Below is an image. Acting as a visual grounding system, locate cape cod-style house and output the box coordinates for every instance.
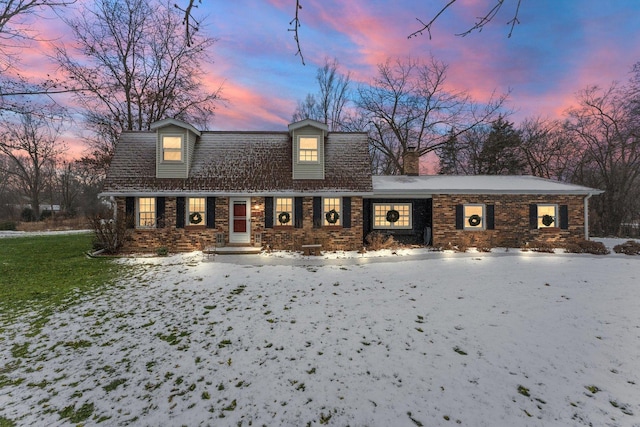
[100,118,603,253]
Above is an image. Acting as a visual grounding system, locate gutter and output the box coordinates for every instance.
[584,193,593,240]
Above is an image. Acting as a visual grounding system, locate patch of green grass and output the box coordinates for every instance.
[517,385,530,397]
[585,385,600,394]
[10,342,29,358]
[0,416,17,427]
[58,402,94,423]
[0,234,121,319]
[218,339,232,348]
[222,399,237,411]
[453,346,467,356]
[103,378,126,392]
[64,340,92,349]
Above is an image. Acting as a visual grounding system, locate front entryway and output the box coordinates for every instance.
[229,197,251,244]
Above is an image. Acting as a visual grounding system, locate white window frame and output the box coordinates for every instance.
[373,203,412,229]
[323,197,341,226]
[463,204,485,230]
[275,197,294,226]
[162,135,183,162]
[537,204,558,228]
[187,197,206,226]
[298,136,319,163]
[137,197,156,228]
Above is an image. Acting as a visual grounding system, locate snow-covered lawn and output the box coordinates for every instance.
[1,242,639,426]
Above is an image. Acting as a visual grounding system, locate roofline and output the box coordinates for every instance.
[150,118,201,136]
[99,191,374,198]
[372,189,604,196]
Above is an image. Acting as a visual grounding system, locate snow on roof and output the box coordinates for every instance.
[372,175,604,196]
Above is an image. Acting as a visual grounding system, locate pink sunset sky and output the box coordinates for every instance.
[9,0,640,158]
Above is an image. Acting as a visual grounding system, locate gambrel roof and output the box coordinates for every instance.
[102,130,373,196]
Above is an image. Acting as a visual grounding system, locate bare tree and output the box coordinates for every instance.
[0,0,76,112]
[0,154,19,218]
[53,0,222,169]
[292,58,351,131]
[357,56,507,175]
[518,117,580,180]
[566,82,640,236]
[0,107,67,220]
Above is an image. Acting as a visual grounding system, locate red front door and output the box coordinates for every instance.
[229,198,251,243]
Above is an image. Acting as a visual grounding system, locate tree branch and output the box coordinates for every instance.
[408,0,522,40]
[288,0,305,65]
[174,0,201,47]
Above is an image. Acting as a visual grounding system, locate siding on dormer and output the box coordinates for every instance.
[156,124,198,179]
[292,124,325,180]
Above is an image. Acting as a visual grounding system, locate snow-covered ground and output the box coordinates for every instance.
[1,239,639,426]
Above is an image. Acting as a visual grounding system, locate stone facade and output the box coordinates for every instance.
[116,196,364,253]
[432,194,586,248]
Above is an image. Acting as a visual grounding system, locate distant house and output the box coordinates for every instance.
[100,118,603,252]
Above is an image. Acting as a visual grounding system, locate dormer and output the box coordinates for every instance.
[288,119,328,180]
[151,118,201,179]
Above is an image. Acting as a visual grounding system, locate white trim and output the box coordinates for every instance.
[372,202,413,229]
[274,197,294,227]
[297,136,320,164]
[137,197,156,229]
[186,197,206,226]
[229,197,251,244]
[463,204,486,231]
[161,134,185,163]
[584,194,592,239]
[536,204,558,228]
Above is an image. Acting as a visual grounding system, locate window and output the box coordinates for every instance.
[138,197,156,228]
[464,204,485,230]
[537,204,557,228]
[162,135,183,162]
[298,136,318,162]
[187,197,206,225]
[373,203,412,229]
[323,197,341,226]
[275,197,293,226]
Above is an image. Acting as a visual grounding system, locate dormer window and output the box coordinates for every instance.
[298,136,319,162]
[162,135,183,162]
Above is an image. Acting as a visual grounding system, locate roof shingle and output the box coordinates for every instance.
[102,131,373,195]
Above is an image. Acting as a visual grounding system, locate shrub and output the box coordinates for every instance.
[613,240,640,255]
[20,207,35,222]
[0,221,17,231]
[526,241,555,253]
[90,214,131,254]
[40,209,53,220]
[365,231,397,250]
[156,247,169,256]
[564,239,610,255]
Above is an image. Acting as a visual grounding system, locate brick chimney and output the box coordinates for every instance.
[403,146,419,176]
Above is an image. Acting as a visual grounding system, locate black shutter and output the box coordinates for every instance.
[125,197,135,229]
[294,197,303,228]
[264,197,274,228]
[455,204,463,230]
[156,197,165,228]
[486,204,495,230]
[342,197,351,228]
[176,197,185,228]
[529,204,538,229]
[313,197,322,228]
[206,197,216,228]
[559,205,569,229]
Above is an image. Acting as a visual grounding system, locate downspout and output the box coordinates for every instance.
[584,193,593,240]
